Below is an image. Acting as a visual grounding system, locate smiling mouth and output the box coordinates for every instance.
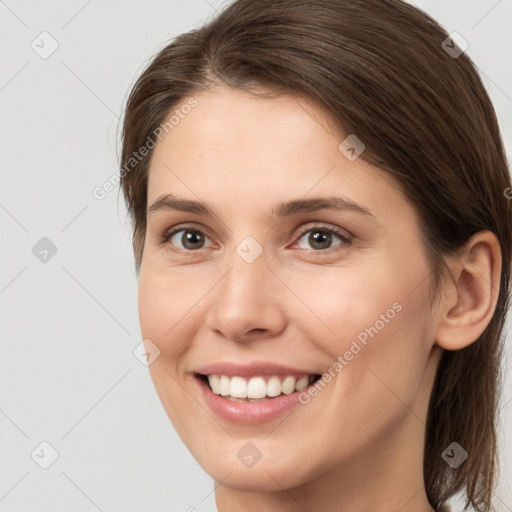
[197,373,322,402]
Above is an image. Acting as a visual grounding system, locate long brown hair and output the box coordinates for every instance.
[118,1,512,509]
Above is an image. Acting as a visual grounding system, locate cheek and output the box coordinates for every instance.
[286,260,406,354]
[294,255,431,405]
[137,270,205,438]
[138,276,170,352]
[137,268,202,357]
[295,283,431,466]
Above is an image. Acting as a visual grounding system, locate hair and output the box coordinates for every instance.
[118,0,512,510]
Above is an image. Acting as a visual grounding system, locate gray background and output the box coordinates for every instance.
[1,1,511,511]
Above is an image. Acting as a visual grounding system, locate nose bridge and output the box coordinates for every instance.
[221,236,271,305]
[206,236,286,340]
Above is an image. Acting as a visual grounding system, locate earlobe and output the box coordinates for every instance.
[435,230,501,351]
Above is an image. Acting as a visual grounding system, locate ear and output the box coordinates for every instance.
[435,230,502,351]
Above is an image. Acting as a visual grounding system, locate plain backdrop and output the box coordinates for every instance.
[1,1,511,511]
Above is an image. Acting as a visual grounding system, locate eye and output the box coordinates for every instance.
[161,226,214,251]
[159,223,352,253]
[293,224,351,251]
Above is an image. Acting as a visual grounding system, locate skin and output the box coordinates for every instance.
[137,86,501,512]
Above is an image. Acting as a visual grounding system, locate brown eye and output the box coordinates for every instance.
[295,225,351,251]
[164,228,212,250]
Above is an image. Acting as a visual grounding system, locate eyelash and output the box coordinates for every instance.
[159,223,352,253]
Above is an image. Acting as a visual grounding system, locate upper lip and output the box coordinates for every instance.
[194,361,318,377]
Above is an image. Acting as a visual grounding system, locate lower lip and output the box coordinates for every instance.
[195,375,308,425]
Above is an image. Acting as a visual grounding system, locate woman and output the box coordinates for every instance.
[119,0,511,510]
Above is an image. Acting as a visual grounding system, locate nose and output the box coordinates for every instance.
[204,245,287,342]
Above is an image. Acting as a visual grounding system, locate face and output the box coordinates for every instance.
[138,86,441,492]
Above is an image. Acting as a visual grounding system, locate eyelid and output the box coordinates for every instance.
[292,222,352,243]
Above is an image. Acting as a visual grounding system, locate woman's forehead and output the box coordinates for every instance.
[146,87,407,217]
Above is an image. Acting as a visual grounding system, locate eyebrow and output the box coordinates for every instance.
[147,193,377,221]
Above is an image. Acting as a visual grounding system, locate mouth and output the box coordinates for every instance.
[192,361,325,424]
[196,373,322,402]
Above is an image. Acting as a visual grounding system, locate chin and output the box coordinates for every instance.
[189,441,319,492]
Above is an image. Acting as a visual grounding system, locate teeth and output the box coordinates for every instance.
[267,376,281,397]
[219,375,230,396]
[247,377,267,399]
[230,376,248,398]
[206,374,315,400]
[295,375,309,391]
[281,376,296,395]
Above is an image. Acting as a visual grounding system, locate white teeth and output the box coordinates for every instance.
[247,377,267,399]
[281,376,296,395]
[267,376,282,397]
[295,375,309,391]
[230,376,248,398]
[209,374,220,394]
[206,373,315,400]
[219,375,230,396]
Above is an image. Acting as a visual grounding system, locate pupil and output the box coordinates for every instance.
[184,231,203,249]
[310,230,331,249]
